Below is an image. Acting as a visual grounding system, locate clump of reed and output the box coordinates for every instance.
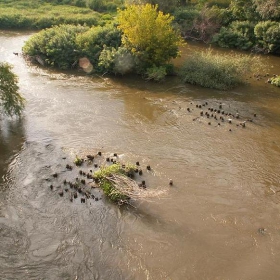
[180,49,261,90]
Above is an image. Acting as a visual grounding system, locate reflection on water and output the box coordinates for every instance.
[0,31,280,280]
[0,118,25,187]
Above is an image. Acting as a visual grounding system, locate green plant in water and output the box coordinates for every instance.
[74,155,83,166]
[271,76,280,87]
[99,180,129,203]
[146,65,167,82]
[94,163,136,203]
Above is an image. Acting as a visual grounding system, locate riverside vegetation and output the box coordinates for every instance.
[2,0,278,55]
[1,0,279,90]
[0,62,25,116]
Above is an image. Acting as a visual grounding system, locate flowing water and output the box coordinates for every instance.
[1,31,280,280]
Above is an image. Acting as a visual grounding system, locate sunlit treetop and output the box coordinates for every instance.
[117,4,184,67]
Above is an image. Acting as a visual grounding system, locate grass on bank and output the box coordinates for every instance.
[0,0,113,29]
[180,50,261,90]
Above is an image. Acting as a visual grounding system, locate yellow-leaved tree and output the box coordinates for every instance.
[117,4,183,69]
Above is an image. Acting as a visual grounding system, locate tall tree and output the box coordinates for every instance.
[117,3,183,69]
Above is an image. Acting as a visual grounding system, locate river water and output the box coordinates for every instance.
[1,31,280,280]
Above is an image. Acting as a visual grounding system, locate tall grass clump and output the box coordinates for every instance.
[180,50,260,90]
[271,76,280,87]
[94,163,137,204]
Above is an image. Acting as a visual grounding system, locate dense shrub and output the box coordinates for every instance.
[203,0,231,8]
[22,25,89,69]
[254,21,280,53]
[76,25,121,69]
[176,5,231,43]
[180,50,259,90]
[98,46,135,75]
[254,0,280,21]
[212,21,255,50]
[173,7,200,35]
[145,65,167,82]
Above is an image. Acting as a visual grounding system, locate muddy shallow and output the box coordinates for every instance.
[1,31,280,280]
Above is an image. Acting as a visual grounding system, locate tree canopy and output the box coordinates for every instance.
[0,62,25,116]
[117,4,183,69]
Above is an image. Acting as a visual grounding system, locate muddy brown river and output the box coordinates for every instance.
[1,31,280,280]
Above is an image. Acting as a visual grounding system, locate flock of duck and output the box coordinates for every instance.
[187,101,257,131]
[48,152,171,205]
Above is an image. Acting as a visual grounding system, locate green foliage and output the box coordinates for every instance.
[212,21,255,50]
[0,1,103,29]
[94,163,136,203]
[254,21,280,53]
[194,0,230,8]
[98,46,135,75]
[86,0,121,12]
[99,180,128,202]
[94,163,136,179]
[173,7,200,32]
[146,65,167,82]
[23,24,88,69]
[191,5,226,42]
[204,0,230,8]
[74,155,83,166]
[76,24,121,69]
[211,0,280,54]
[253,0,280,21]
[233,0,278,20]
[180,50,259,90]
[0,62,25,116]
[94,163,124,179]
[135,0,186,13]
[270,76,280,87]
[117,4,183,72]
[229,0,259,21]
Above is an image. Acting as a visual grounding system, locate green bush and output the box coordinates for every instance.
[98,46,135,75]
[22,24,89,69]
[212,21,255,50]
[173,7,200,32]
[205,0,231,8]
[146,65,167,82]
[180,50,259,90]
[76,24,121,70]
[254,21,280,53]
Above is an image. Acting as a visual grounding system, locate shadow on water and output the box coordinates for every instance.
[0,117,26,188]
